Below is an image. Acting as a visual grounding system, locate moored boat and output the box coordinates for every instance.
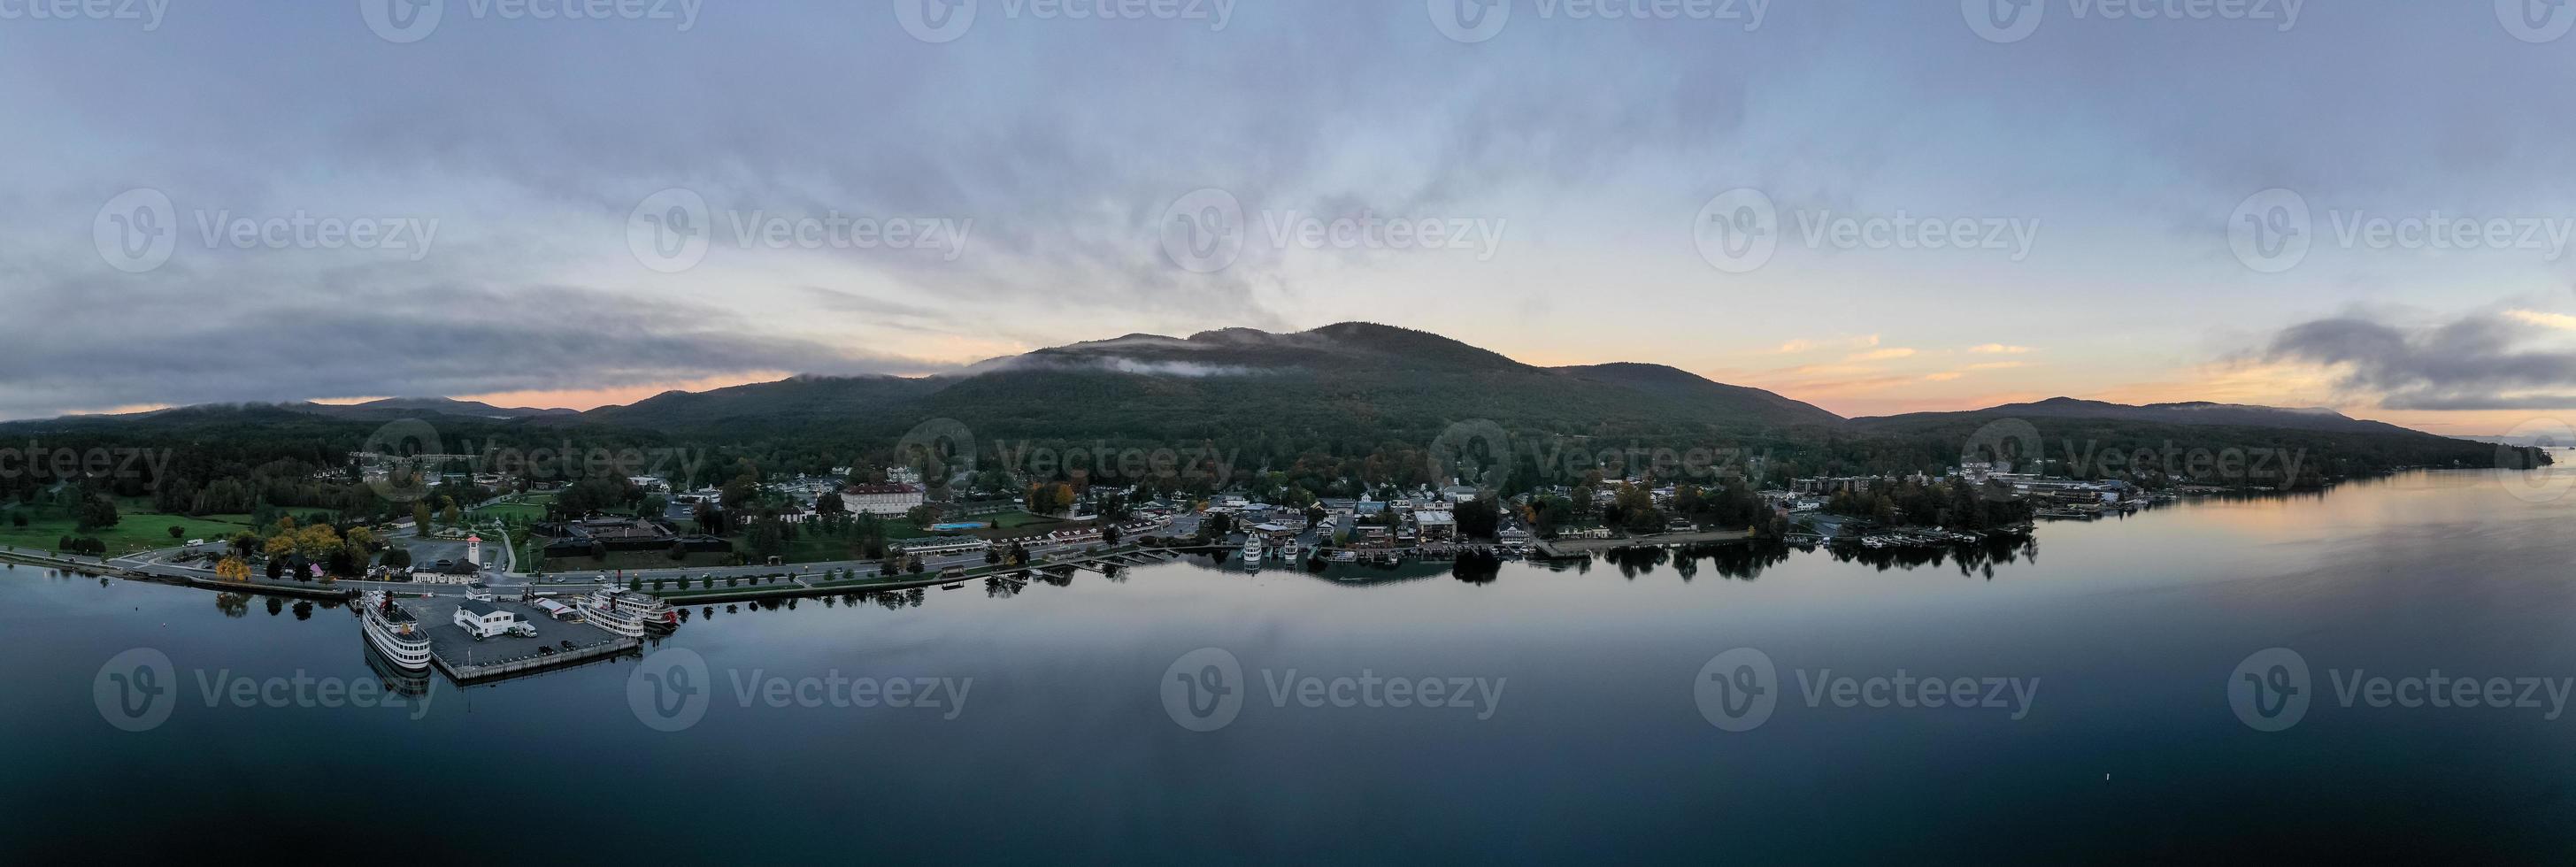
[358,590,433,671]
[579,587,665,638]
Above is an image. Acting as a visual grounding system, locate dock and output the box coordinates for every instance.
[396,596,640,683]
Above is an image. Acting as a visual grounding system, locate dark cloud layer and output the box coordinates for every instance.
[2264,312,2576,411]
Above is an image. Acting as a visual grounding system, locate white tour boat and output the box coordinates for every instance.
[358,591,434,671]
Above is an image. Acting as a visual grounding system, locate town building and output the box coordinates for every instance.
[847,482,927,516]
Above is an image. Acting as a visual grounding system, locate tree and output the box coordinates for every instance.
[815,491,846,516]
[215,556,251,582]
[168,526,186,541]
[74,495,119,532]
[1454,497,1501,540]
[7,512,24,527]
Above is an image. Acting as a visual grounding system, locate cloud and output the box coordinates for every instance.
[0,273,950,420]
[1969,344,2034,355]
[1845,348,1918,363]
[2505,310,2576,332]
[1778,335,1879,355]
[2260,310,2576,411]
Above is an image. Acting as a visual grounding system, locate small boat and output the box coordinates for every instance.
[358,590,433,671]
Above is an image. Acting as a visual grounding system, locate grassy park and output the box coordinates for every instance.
[0,498,263,556]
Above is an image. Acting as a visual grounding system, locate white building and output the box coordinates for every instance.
[454,602,521,640]
[847,482,927,516]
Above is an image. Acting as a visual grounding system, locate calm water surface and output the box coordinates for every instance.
[5,465,2576,863]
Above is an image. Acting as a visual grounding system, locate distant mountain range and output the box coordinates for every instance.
[1849,397,2424,437]
[6,323,2483,450]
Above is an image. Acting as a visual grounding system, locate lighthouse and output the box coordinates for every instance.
[466,534,482,568]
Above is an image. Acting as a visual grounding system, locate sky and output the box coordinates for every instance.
[7,0,2576,435]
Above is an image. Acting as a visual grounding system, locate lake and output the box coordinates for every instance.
[6,464,2576,863]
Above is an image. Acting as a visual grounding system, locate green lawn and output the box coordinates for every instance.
[470,503,550,521]
[0,503,263,556]
[986,511,1067,530]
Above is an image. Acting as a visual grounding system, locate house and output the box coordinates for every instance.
[454,602,521,640]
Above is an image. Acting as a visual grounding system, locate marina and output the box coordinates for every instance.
[388,595,642,683]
